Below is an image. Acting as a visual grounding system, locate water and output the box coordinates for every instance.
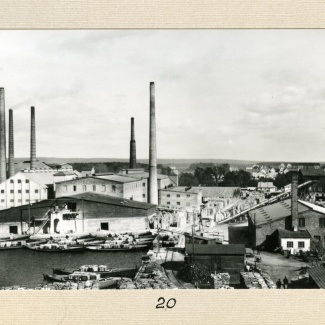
[0,249,145,287]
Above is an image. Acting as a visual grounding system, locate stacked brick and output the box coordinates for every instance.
[240,272,276,289]
[211,273,233,289]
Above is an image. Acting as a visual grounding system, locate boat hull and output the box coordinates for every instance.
[26,246,85,253]
[53,267,138,278]
[85,245,148,252]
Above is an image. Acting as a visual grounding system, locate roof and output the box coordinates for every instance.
[23,172,55,186]
[160,186,201,194]
[94,175,140,183]
[308,266,325,289]
[249,199,310,226]
[193,187,240,198]
[122,172,169,180]
[53,171,75,176]
[301,169,325,177]
[277,229,311,239]
[186,244,245,255]
[60,192,156,210]
[257,182,275,188]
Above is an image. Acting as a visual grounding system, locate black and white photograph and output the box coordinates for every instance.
[0,30,325,291]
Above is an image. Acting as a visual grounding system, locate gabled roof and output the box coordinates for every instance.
[277,229,311,239]
[23,172,55,186]
[94,175,140,183]
[308,266,325,289]
[257,182,275,188]
[192,187,240,198]
[160,186,201,194]
[249,199,310,226]
[186,244,245,255]
[60,192,156,210]
[301,169,325,177]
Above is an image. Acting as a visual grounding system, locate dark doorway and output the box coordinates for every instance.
[101,222,109,231]
[67,202,77,211]
[54,219,60,233]
[9,225,18,234]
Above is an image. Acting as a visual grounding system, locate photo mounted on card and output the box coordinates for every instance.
[0,30,323,293]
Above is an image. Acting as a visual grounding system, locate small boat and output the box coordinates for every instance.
[23,240,48,248]
[53,265,138,278]
[85,244,148,252]
[0,235,30,242]
[0,240,27,250]
[44,272,119,289]
[83,240,105,246]
[26,243,84,253]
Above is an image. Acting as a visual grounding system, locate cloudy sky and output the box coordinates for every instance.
[0,30,324,161]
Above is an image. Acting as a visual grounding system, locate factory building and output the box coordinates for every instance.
[0,192,156,235]
[0,172,48,210]
[159,186,202,210]
[55,174,148,202]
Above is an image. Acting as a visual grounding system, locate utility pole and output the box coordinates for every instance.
[28,204,31,235]
[192,224,195,264]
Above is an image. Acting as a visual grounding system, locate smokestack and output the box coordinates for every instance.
[149,82,158,204]
[8,109,14,177]
[291,168,299,227]
[30,106,36,170]
[0,88,6,182]
[130,117,136,169]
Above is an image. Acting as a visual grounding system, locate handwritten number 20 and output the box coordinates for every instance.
[156,297,176,309]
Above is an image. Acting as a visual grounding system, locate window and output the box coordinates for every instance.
[1,199,4,202]
[167,202,170,205]
[35,189,38,194]
[1,190,3,194]
[93,185,96,191]
[314,236,321,241]
[10,199,14,202]
[26,190,29,193]
[10,190,14,194]
[10,180,13,183]
[142,182,145,187]
[18,190,21,194]
[102,185,106,192]
[177,202,180,206]
[142,194,145,198]
[298,218,305,227]
[298,242,305,248]
[319,218,325,228]
[287,241,293,248]
[73,186,77,192]
[112,185,116,192]
[18,180,21,183]
[83,185,86,191]
[9,226,18,234]
[186,194,191,198]
[101,222,109,231]
[167,194,170,198]
[177,194,180,198]
[25,180,29,183]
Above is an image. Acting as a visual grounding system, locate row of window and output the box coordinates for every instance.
[166,201,191,206]
[166,194,191,198]
[298,217,325,228]
[287,241,305,248]
[62,185,117,192]
[9,179,29,184]
[1,199,38,203]
[1,189,40,194]
[125,182,146,190]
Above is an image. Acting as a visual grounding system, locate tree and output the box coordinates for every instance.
[179,173,199,186]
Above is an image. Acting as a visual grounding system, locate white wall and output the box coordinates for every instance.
[280,238,310,254]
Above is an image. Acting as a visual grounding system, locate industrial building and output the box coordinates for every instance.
[0,192,156,235]
[159,186,202,210]
[55,174,148,202]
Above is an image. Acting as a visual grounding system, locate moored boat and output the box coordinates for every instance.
[0,240,27,250]
[85,244,148,252]
[26,243,84,253]
[44,271,119,289]
[53,265,138,278]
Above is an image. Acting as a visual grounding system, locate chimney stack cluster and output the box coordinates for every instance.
[0,88,37,180]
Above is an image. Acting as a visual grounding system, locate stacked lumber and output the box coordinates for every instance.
[240,272,276,289]
[211,273,233,289]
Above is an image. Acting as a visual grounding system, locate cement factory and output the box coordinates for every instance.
[1,82,325,291]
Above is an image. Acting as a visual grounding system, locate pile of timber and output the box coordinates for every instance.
[240,272,276,289]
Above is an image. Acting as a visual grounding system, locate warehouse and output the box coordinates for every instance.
[0,192,156,235]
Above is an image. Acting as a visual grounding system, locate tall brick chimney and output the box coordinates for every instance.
[291,168,299,225]
[0,88,6,182]
[130,117,136,169]
[149,82,158,204]
[8,109,14,177]
[30,106,36,170]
